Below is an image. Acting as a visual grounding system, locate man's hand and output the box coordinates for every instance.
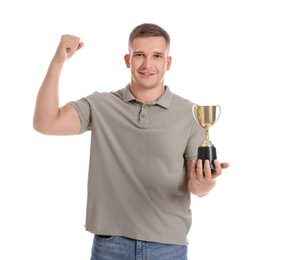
[188,159,229,197]
[53,34,84,64]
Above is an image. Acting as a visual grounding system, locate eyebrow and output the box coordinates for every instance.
[153,52,165,56]
[133,51,165,56]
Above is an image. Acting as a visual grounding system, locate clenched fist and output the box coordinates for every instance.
[53,34,84,64]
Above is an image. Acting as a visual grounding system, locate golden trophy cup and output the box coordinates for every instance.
[192,105,221,172]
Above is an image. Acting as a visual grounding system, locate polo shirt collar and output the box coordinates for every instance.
[123,84,173,109]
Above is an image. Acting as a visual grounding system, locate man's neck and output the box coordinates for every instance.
[129,84,166,103]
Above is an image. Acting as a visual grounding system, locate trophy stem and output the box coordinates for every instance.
[201,127,213,147]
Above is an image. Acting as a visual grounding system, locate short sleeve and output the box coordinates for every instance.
[69,97,92,134]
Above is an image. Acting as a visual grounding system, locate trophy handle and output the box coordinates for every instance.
[213,105,221,125]
[192,105,200,125]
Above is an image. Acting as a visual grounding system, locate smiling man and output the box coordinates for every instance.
[33,23,229,260]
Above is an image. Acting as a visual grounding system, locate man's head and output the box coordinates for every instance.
[125,23,172,94]
[128,23,170,52]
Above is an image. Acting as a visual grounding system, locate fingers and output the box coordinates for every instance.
[210,159,222,178]
[203,160,213,181]
[189,159,229,182]
[198,159,221,180]
[54,35,84,62]
[220,162,230,169]
[66,41,84,53]
[77,42,84,51]
[61,34,83,58]
[212,160,230,177]
[191,159,212,181]
[196,159,205,181]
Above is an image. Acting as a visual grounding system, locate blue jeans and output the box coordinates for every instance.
[90,235,188,260]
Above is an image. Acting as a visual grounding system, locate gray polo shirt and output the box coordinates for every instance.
[70,85,204,245]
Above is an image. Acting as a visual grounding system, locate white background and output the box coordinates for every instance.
[0,0,280,259]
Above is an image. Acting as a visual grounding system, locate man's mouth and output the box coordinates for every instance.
[139,71,156,76]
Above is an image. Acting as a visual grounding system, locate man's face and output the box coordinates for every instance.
[124,36,172,90]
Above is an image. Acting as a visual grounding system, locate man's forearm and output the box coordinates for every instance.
[33,59,64,132]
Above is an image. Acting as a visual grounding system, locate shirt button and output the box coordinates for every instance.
[141,113,145,118]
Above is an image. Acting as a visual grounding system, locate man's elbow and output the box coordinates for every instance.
[33,117,55,135]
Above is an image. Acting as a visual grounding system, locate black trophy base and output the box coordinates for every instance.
[198,146,217,173]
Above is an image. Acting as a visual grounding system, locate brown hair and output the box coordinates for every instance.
[128,23,170,49]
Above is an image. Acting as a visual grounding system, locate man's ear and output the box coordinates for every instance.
[124,54,130,68]
[166,56,172,70]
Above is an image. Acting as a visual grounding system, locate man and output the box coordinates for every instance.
[33,23,229,260]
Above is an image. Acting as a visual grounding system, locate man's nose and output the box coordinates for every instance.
[143,57,153,68]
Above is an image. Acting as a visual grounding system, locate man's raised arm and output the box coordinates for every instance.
[33,35,84,135]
